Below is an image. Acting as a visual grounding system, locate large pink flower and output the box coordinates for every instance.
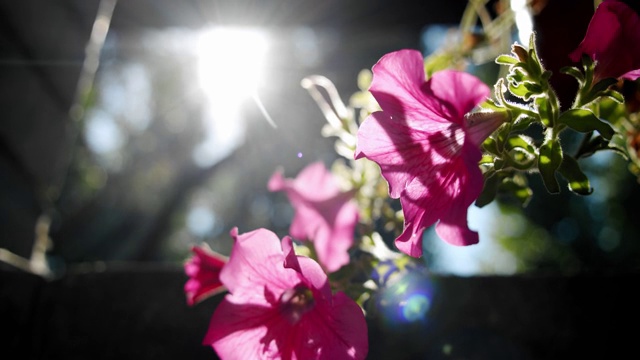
[570,0,640,82]
[184,244,227,306]
[355,49,499,257]
[268,162,358,273]
[204,227,368,360]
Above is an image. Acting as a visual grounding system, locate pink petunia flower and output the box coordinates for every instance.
[569,0,640,82]
[355,49,502,257]
[184,244,228,306]
[203,227,368,360]
[268,162,359,273]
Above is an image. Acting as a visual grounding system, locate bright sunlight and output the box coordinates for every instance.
[193,26,272,167]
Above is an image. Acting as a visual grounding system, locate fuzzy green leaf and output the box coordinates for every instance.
[505,135,537,170]
[557,108,614,140]
[506,135,535,152]
[424,52,455,78]
[558,155,592,195]
[560,66,584,84]
[479,99,505,112]
[500,178,533,207]
[591,77,619,94]
[476,172,500,208]
[482,137,500,155]
[538,138,563,193]
[496,54,519,65]
[535,97,552,127]
[601,89,625,104]
[509,82,532,100]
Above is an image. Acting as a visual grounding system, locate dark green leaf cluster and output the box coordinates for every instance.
[478,33,634,207]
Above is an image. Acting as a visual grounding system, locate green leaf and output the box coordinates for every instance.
[482,136,500,155]
[524,82,543,94]
[509,81,532,100]
[558,155,593,195]
[495,126,510,153]
[505,135,537,170]
[557,108,615,140]
[577,136,610,158]
[495,54,519,65]
[476,171,500,208]
[506,148,537,170]
[527,33,542,79]
[535,97,552,127]
[424,52,455,78]
[580,53,594,69]
[538,138,563,193]
[560,66,585,84]
[500,177,533,207]
[480,154,495,165]
[511,115,535,132]
[601,89,625,104]
[506,135,535,152]
[598,97,627,124]
[479,99,505,112]
[608,133,630,160]
[507,68,527,83]
[590,77,618,94]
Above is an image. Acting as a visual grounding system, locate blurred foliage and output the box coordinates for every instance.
[2,0,640,278]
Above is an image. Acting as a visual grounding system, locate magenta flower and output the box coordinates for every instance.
[184,244,228,306]
[204,227,368,360]
[569,0,640,82]
[355,49,500,257]
[268,162,359,273]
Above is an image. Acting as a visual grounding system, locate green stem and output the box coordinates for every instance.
[547,87,560,129]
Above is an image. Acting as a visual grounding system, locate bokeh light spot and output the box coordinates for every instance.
[85,110,123,155]
[186,205,216,237]
[376,270,437,327]
[401,294,431,322]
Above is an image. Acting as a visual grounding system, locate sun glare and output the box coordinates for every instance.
[196,27,269,102]
[192,26,271,167]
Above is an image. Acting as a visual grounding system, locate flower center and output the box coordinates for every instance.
[279,284,315,324]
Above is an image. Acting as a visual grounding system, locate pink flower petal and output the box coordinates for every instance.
[369,49,444,123]
[356,111,445,198]
[268,162,358,272]
[204,228,368,359]
[204,299,281,359]
[183,245,227,306]
[221,228,300,304]
[423,69,493,124]
[282,236,332,300]
[570,0,640,81]
[355,49,495,256]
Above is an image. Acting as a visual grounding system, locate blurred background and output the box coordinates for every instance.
[1,0,640,279]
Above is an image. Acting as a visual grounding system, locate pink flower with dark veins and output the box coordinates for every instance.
[570,0,640,82]
[203,227,368,360]
[268,162,359,273]
[355,49,502,257]
[184,244,227,306]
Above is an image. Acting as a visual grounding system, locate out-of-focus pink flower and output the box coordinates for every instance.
[355,49,500,257]
[268,162,358,272]
[184,244,227,306]
[204,227,368,360]
[570,0,640,82]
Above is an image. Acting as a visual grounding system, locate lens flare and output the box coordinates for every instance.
[375,269,437,326]
[401,294,431,322]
